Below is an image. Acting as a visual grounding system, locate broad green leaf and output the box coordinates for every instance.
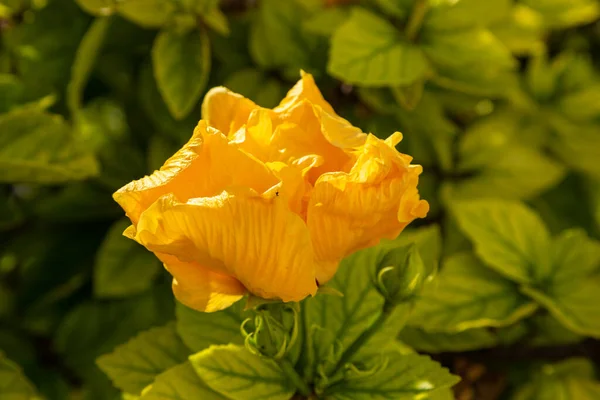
[558,85,600,122]
[55,290,174,379]
[68,17,112,115]
[97,323,189,395]
[372,0,413,18]
[422,28,515,70]
[94,219,161,298]
[399,326,498,353]
[249,0,311,69]
[190,344,295,400]
[410,253,537,331]
[175,300,249,353]
[152,27,211,120]
[0,109,99,184]
[328,7,429,86]
[548,229,600,283]
[450,145,566,200]
[490,5,544,55]
[0,351,40,400]
[117,0,176,28]
[140,362,224,400]
[452,199,551,284]
[528,314,584,347]
[425,0,511,31]
[512,358,600,400]
[522,277,600,338]
[303,8,349,37]
[324,352,459,399]
[75,0,116,16]
[522,0,600,28]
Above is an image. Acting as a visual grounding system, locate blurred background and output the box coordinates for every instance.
[0,0,599,399]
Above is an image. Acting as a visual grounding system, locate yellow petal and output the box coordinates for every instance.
[201,87,264,136]
[307,134,429,283]
[113,121,278,224]
[134,190,318,302]
[275,71,336,115]
[160,253,246,313]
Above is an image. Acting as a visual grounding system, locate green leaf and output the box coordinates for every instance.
[0,109,99,184]
[548,117,600,179]
[548,229,600,283]
[201,7,230,36]
[422,28,515,71]
[394,224,443,284]
[0,350,41,400]
[450,145,566,200]
[424,0,511,31]
[452,199,551,284]
[75,0,116,16]
[522,277,600,338]
[399,326,498,353]
[328,7,429,86]
[176,300,249,353]
[489,5,544,55]
[513,358,600,400]
[97,323,190,395]
[372,0,413,18]
[528,314,584,347]
[152,27,211,120]
[190,344,295,400]
[117,0,176,28]
[325,352,459,399]
[558,85,600,122]
[249,0,311,69]
[140,361,224,400]
[303,8,349,37]
[68,17,112,115]
[94,219,161,299]
[522,0,600,28]
[410,253,537,331]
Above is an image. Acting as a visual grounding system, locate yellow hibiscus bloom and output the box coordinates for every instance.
[113,72,428,312]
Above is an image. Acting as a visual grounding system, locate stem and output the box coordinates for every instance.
[279,357,312,397]
[331,303,396,374]
[405,0,429,42]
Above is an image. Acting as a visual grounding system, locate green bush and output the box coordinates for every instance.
[1,0,600,399]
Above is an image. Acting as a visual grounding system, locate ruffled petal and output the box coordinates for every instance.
[113,121,278,224]
[275,70,336,115]
[160,253,246,313]
[201,87,264,136]
[307,134,429,283]
[134,190,318,302]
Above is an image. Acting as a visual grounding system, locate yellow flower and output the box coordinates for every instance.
[113,72,429,312]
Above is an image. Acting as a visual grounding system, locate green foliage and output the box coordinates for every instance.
[2,0,600,398]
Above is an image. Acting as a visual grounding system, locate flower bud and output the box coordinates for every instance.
[242,303,298,359]
[376,244,426,304]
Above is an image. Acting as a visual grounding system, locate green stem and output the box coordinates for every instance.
[405,0,429,42]
[331,303,396,374]
[279,357,312,397]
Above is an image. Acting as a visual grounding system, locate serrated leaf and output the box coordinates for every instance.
[324,352,459,399]
[410,253,537,331]
[175,300,249,353]
[0,351,41,400]
[328,7,429,86]
[424,0,511,31]
[452,199,551,284]
[547,229,600,283]
[97,323,190,395]
[68,17,112,115]
[94,219,161,298]
[140,361,224,400]
[152,27,211,120]
[190,344,295,400]
[512,358,600,400]
[0,109,99,184]
[522,277,600,338]
[399,326,498,353]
